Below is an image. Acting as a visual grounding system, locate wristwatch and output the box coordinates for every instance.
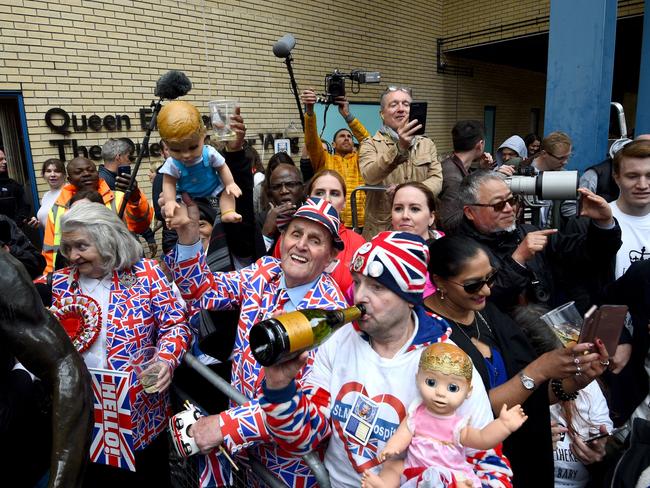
[519,371,536,390]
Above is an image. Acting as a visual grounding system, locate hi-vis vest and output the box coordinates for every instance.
[43,191,125,272]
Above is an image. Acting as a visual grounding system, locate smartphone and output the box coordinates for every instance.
[117,165,131,176]
[408,102,427,136]
[578,304,628,355]
[584,426,625,443]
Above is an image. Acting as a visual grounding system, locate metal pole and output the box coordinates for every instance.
[350,185,385,233]
[284,55,305,131]
[183,353,331,487]
[118,98,162,219]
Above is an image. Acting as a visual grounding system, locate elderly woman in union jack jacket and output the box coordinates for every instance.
[40,202,191,486]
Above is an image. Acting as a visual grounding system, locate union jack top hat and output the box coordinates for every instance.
[280,197,344,251]
[350,231,429,304]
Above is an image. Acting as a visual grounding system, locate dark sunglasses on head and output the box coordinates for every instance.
[468,196,517,212]
[449,270,498,294]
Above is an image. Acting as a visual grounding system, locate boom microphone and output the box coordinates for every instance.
[273,34,296,58]
[154,70,192,100]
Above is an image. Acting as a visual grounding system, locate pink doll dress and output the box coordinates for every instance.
[403,403,482,488]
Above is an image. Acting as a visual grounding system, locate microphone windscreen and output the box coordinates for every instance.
[154,70,192,99]
[272,34,296,58]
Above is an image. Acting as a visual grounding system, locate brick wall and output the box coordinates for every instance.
[0,0,546,220]
[442,0,644,51]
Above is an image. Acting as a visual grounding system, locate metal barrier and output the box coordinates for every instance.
[349,185,386,233]
[176,353,331,488]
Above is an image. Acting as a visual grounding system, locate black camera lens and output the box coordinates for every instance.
[530,279,550,303]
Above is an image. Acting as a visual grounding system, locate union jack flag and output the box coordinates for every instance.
[352,231,429,293]
[88,368,135,471]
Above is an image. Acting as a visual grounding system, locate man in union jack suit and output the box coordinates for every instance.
[260,231,514,488]
[165,196,348,486]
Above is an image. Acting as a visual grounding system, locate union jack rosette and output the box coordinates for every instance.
[51,294,102,353]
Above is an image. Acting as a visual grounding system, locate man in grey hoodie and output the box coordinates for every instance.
[495,134,528,169]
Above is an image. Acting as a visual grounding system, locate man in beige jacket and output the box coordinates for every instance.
[359,87,442,239]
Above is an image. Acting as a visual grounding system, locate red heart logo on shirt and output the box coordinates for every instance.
[331,381,406,473]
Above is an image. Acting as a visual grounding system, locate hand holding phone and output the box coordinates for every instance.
[116,165,133,193]
[584,426,624,443]
[408,102,427,136]
[578,304,628,356]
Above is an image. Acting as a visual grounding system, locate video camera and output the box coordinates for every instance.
[321,69,381,104]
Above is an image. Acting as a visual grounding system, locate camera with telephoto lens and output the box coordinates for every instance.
[322,69,381,104]
[506,170,578,200]
[501,156,536,177]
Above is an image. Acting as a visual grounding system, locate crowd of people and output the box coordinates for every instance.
[1,83,650,488]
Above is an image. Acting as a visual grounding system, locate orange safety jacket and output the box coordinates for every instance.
[42,179,153,272]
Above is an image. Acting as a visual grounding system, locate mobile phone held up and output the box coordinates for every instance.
[117,165,131,177]
[584,426,625,443]
[578,304,628,356]
[408,102,427,136]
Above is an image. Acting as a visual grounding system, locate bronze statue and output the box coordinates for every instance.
[0,250,93,487]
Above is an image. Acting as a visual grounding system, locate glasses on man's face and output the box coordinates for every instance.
[384,86,412,96]
[547,151,572,162]
[448,270,498,294]
[468,195,517,213]
[269,181,303,192]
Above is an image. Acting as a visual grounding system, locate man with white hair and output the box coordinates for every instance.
[359,87,442,239]
[454,170,621,310]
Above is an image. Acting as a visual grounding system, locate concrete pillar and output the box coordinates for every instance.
[544,0,617,171]
[636,0,650,134]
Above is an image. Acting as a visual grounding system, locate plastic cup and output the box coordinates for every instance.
[129,346,163,394]
[208,100,238,141]
[540,301,583,346]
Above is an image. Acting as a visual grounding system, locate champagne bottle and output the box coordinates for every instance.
[250,304,366,366]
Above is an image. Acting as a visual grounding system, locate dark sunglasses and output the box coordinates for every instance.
[448,270,498,294]
[468,196,517,212]
[269,181,303,192]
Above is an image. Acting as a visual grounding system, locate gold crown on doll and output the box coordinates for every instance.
[419,342,473,383]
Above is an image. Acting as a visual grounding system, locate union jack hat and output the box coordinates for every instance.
[280,197,344,251]
[350,231,429,304]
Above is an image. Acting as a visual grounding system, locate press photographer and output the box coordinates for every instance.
[301,88,370,228]
[454,170,621,311]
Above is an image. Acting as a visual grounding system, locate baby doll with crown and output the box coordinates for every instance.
[362,342,527,488]
[158,100,242,228]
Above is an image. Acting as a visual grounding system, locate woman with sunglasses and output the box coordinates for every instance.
[424,235,609,486]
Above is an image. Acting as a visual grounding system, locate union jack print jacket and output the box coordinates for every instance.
[48,258,191,450]
[167,248,347,487]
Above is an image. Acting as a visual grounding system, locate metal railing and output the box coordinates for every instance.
[349,185,386,233]
[180,353,331,488]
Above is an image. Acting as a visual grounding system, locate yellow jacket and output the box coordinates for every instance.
[304,112,370,228]
[42,179,153,272]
